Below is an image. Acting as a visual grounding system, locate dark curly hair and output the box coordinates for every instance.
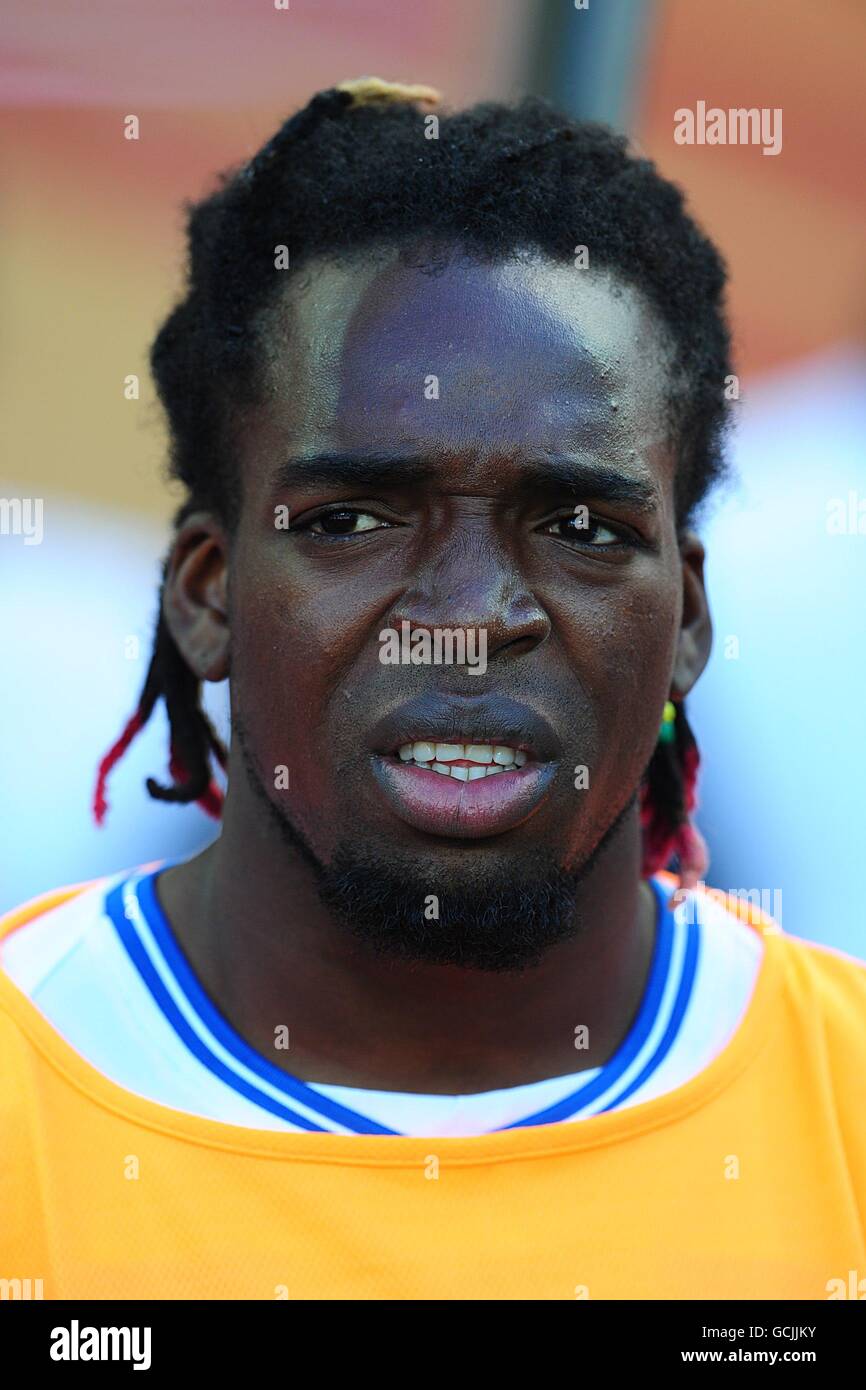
[94,79,733,883]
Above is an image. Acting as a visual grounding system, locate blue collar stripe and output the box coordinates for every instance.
[499,878,675,1130]
[128,872,400,1137]
[597,917,700,1113]
[105,881,331,1134]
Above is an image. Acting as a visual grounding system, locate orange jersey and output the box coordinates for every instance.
[1,876,865,1300]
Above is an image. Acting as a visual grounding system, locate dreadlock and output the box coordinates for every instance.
[640,703,708,888]
[93,76,733,880]
[93,503,229,825]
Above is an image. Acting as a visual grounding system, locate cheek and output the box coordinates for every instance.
[228,539,386,790]
[550,568,681,774]
[555,554,681,667]
[228,593,348,842]
[611,587,681,692]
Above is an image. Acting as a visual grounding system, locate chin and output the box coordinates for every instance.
[307,829,603,971]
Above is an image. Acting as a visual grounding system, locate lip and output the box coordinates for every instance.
[367,692,561,839]
[372,755,557,838]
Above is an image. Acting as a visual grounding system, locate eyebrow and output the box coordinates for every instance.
[271,452,659,512]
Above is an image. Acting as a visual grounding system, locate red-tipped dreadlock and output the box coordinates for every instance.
[92,575,227,827]
[639,700,709,890]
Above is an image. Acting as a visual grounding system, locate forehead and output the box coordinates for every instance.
[253,249,674,476]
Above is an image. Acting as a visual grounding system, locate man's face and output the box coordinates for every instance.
[217,249,708,964]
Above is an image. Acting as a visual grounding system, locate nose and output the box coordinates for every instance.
[389,517,549,663]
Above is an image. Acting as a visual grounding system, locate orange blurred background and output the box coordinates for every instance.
[3,0,863,521]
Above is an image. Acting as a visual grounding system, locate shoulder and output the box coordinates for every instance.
[0,865,166,1007]
[699,878,866,1005]
[663,873,866,1050]
[0,874,118,994]
[687,880,866,1120]
[774,931,866,1048]
[0,877,103,941]
[0,869,140,1123]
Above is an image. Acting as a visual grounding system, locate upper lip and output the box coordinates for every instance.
[367,692,562,763]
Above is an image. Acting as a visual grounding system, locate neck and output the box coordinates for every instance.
[156,788,657,1095]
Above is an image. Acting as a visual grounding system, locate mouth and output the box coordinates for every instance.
[367,696,561,840]
[394,739,529,778]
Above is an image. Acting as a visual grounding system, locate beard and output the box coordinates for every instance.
[233,718,637,973]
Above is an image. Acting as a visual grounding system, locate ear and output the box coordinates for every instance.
[671,530,712,697]
[162,512,230,682]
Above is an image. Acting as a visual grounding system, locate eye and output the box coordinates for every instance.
[305,508,391,538]
[542,513,626,547]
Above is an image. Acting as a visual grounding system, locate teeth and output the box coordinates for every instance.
[465,744,493,764]
[394,740,529,777]
[435,743,463,762]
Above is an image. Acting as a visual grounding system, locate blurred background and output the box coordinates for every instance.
[1,0,864,950]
